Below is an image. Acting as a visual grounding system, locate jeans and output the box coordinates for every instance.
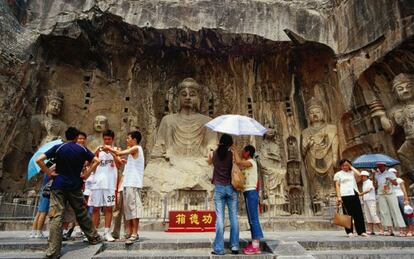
[244,190,264,240]
[213,185,239,254]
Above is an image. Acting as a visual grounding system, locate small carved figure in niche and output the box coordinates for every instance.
[370,74,414,179]
[258,125,286,208]
[287,136,298,160]
[288,187,304,215]
[31,90,67,148]
[301,97,339,205]
[286,161,301,186]
[145,78,217,195]
[87,115,109,152]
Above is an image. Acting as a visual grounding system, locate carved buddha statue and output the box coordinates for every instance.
[145,78,217,194]
[31,90,67,148]
[301,97,338,202]
[87,115,109,152]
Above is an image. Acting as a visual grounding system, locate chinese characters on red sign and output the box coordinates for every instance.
[166,210,216,232]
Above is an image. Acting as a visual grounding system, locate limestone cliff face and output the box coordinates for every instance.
[0,0,413,205]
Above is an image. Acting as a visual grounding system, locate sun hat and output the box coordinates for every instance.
[360,171,370,177]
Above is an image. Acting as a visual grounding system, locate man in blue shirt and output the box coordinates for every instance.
[36,127,101,259]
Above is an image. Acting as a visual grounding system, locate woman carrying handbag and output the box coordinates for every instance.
[334,159,368,237]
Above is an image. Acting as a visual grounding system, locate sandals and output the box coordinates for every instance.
[360,233,369,237]
[125,234,139,245]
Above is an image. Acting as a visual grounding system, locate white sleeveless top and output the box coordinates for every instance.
[92,150,118,190]
[242,159,258,192]
[122,146,145,188]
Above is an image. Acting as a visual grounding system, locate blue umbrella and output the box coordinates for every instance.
[352,153,400,168]
[27,139,63,180]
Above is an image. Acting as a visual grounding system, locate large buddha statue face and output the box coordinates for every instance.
[46,99,62,116]
[393,74,414,102]
[94,115,108,132]
[177,78,201,112]
[308,106,324,124]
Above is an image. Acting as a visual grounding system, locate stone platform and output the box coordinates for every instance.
[1,231,414,258]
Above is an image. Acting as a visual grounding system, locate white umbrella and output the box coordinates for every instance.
[205,114,268,136]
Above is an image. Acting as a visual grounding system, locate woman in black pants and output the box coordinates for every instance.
[334,159,368,237]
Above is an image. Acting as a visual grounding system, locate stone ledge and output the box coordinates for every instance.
[311,248,414,259]
[299,239,414,250]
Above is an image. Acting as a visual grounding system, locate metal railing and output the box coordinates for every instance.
[2,191,412,223]
[0,193,39,220]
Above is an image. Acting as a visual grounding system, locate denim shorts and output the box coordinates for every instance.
[38,195,50,213]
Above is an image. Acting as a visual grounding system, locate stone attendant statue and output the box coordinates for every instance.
[87,115,109,152]
[370,73,414,177]
[301,97,338,202]
[258,126,286,207]
[31,90,67,148]
[145,78,217,194]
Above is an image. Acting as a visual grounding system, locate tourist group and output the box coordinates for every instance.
[30,127,264,258]
[334,159,413,237]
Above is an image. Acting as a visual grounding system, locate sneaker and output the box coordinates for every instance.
[211,251,225,255]
[104,232,115,242]
[83,237,89,243]
[347,233,354,238]
[75,231,84,238]
[243,245,261,255]
[29,232,36,239]
[125,235,139,245]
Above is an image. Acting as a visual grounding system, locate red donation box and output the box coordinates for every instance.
[166,210,216,232]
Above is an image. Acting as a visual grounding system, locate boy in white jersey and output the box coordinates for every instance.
[105,131,144,244]
[359,171,383,235]
[88,130,122,242]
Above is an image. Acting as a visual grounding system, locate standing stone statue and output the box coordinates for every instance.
[258,126,286,207]
[31,90,67,148]
[145,78,217,194]
[301,97,338,203]
[370,73,414,177]
[87,115,109,152]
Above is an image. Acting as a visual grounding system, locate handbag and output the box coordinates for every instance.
[231,162,245,191]
[332,205,352,229]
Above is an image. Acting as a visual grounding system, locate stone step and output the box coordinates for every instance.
[311,248,414,259]
[298,239,414,250]
[0,241,48,251]
[0,252,44,259]
[102,240,268,251]
[93,249,274,259]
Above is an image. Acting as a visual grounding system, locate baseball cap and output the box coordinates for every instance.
[360,171,370,176]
